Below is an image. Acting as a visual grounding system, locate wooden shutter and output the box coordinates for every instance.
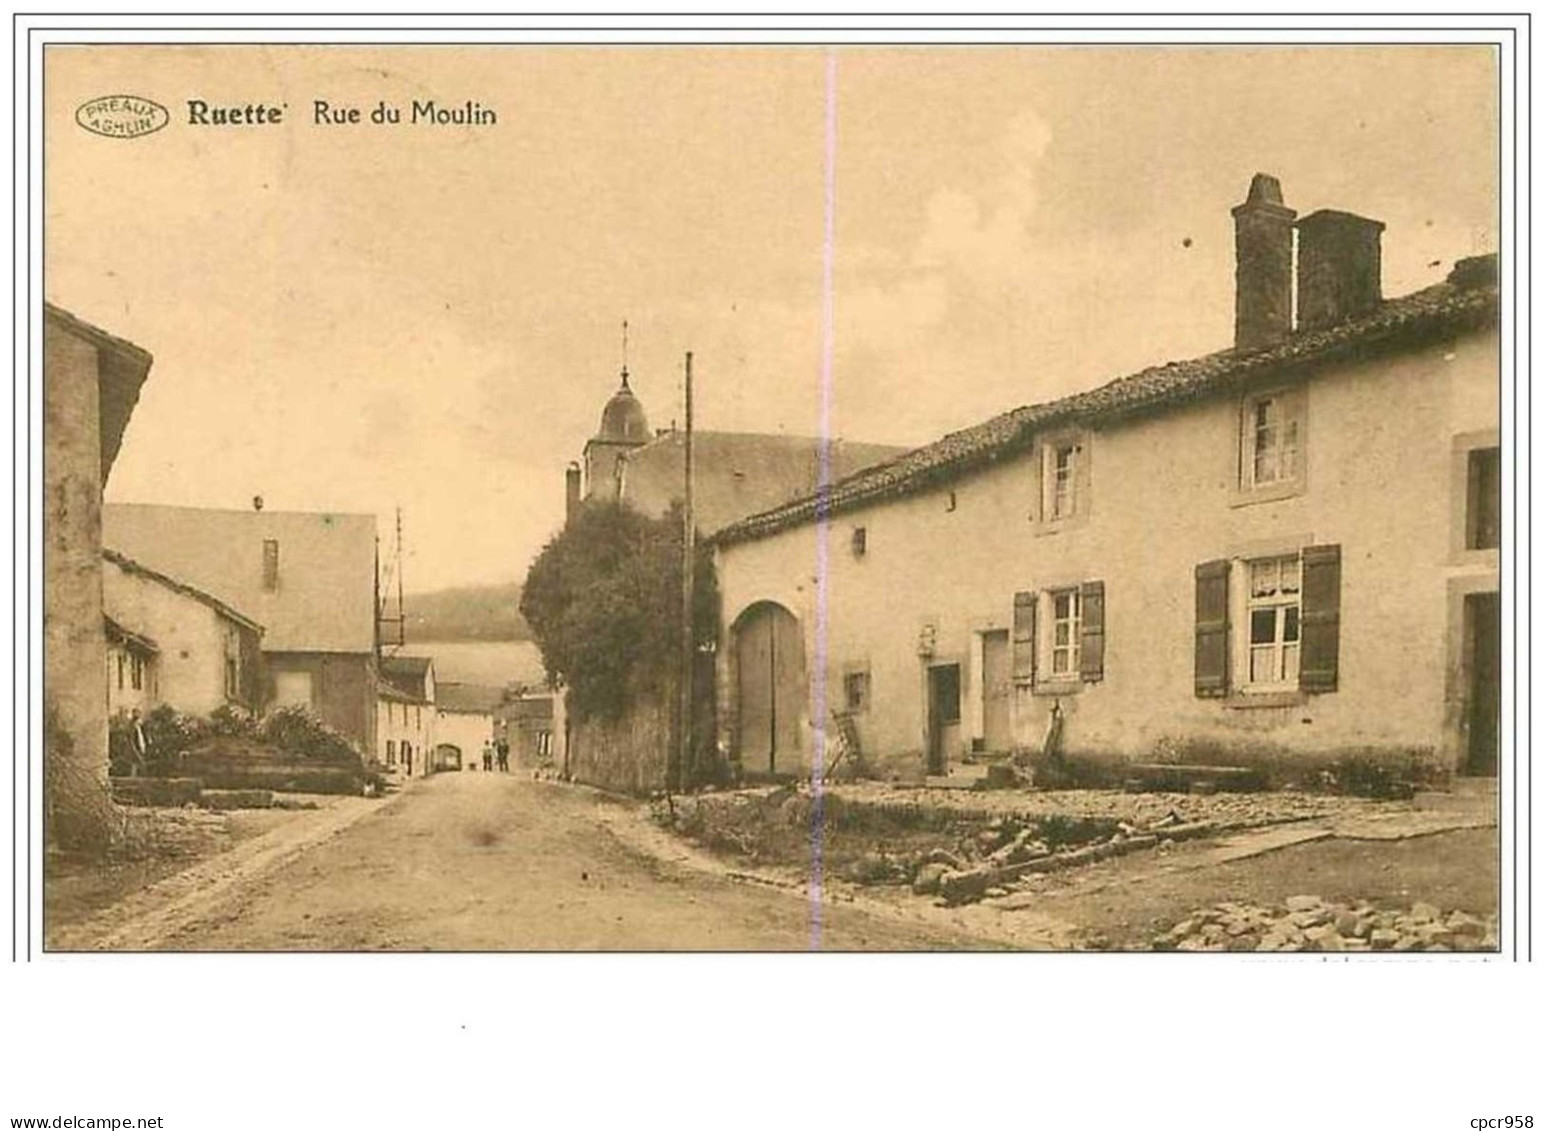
[1012,591,1037,684]
[1079,580,1105,682]
[1299,543,1341,693]
[1194,560,1230,698]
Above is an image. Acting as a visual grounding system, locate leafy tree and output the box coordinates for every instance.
[521,501,718,724]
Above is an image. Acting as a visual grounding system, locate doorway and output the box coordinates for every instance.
[926,663,962,775]
[734,602,806,776]
[980,630,1012,754]
[1464,591,1500,776]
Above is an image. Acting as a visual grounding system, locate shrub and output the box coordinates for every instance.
[258,706,358,763]
[206,703,258,738]
[521,501,718,725]
[109,704,203,775]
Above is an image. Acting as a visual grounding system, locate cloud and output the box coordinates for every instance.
[912,109,1053,280]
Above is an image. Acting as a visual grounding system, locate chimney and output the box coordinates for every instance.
[1296,209,1385,331]
[1231,173,1297,350]
[564,462,582,524]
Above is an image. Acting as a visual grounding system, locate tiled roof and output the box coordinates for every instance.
[380,653,434,702]
[104,615,159,655]
[103,548,263,633]
[104,504,376,653]
[610,430,909,535]
[382,655,433,677]
[44,302,153,368]
[715,256,1499,546]
[45,303,154,479]
[435,682,505,715]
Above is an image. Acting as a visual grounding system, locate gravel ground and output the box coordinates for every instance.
[824,781,1474,832]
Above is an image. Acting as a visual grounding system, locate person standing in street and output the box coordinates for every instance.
[128,708,150,776]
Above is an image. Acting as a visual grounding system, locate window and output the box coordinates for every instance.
[415,706,422,729]
[273,670,313,708]
[262,539,280,592]
[1049,589,1081,677]
[1467,446,1500,550]
[843,670,871,713]
[1048,443,1078,519]
[130,653,143,691]
[1038,436,1088,524]
[1246,555,1301,688]
[116,653,125,690]
[1240,392,1303,492]
[1194,546,1339,700]
[386,740,396,766]
[851,527,867,558]
[1013,582,1106,687]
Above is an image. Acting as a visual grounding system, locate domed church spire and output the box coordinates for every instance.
[593,319,650,444]
[620,319,631,390]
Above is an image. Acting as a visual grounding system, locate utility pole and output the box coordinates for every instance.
[395,507,406,648]
[373,537,382,661]
[677,351,695,793]
[375,507,408,653]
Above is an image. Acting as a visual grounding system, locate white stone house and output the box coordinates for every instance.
[378,653,436,776]
[712,175,1500,783]
[103,548,265,720]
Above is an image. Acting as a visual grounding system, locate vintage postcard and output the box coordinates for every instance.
[34,38,1508,959]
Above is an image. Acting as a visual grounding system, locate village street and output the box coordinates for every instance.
[48,769,1498,952]
[54,773,993,951]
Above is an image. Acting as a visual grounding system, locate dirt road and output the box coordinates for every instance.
[81,772,987,951]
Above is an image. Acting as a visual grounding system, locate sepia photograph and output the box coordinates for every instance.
[35,38,1505,959]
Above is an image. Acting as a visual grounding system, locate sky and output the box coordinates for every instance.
[46,45,1498,591]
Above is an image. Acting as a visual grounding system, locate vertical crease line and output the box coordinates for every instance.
[810,47,837,952]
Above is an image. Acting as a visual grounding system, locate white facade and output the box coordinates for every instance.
[436,709,495,768]
[105,632,157,717]
[103,552,261,719]
[379,693,434,776]
[713,269,1499,780]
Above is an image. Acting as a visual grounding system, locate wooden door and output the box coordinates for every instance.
[735,604,805,776]
[981,630,1012,753]
[927,663,962,775]
[1465,592,1500,776]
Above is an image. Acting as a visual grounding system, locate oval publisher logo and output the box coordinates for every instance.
[75,95,169,139]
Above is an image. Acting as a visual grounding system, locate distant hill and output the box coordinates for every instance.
[400,582,531,642]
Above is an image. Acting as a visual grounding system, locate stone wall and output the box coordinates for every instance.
[43,322,115,848]
[567,690,673,795]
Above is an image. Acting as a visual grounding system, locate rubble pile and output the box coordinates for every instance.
[831,781,1390,832]
[1150,896,1498,952]
[915,811,1215,904]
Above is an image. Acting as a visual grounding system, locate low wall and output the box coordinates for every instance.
[567,692,672,795]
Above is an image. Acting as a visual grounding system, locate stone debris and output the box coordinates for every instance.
[912,862,949,895]
[1150,898,1497,953]
[932,818,1212,905]
[831,781,1393,833]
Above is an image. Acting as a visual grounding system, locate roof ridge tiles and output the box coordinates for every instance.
[714,263,1497,546]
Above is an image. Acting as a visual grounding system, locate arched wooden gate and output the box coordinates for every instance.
[733,602,806,776]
